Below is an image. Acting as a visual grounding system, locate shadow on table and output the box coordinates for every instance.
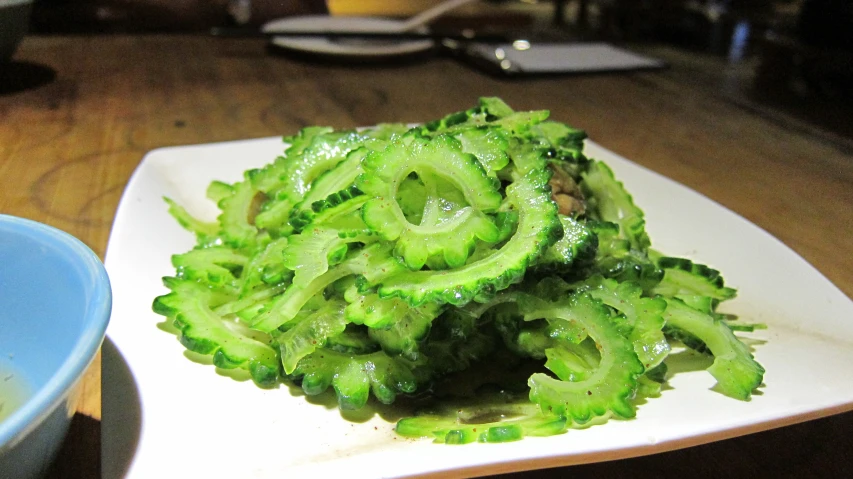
[44,414,100,479]
[0,61,56,95]
[100,336,142,479]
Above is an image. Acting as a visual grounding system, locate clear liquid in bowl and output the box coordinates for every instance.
[0,360,32,424]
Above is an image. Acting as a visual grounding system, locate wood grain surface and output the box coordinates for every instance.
[2,34,852,478]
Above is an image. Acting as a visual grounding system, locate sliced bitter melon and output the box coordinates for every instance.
[375,167,561,306]
[292,349,419,409]
[251,243,407,333]
[662,297,763,400]
[215,283,287,318]
[275,299,348,374]
[247,126,334,195]
[288,147,370,229]
[356,132,502,216]
[581,160,651,252]
[534,216,599,273]
[505,140,551,179]
[524,293,645,425]
[532,120,587,152]
[282,225,377,287]
[250,128,370,234]
[396,397,567,444]
[215,176,262,249]
[582,277,670,370]
[279,130,369,201]
[344,291,414,329]
[393,205,500,270]
[289,185,369,232]
[451,127,511,177]
[171,246,248,289]
[164,197,219,245]
[589,220,663,291]
[418,308,497,378]
[239,237,291,294]
[152,277,280,387]
[245,128,344,234]
[424,97,549,137]
[356,133,502,269]
[367,302,442,361]
[421,97,516,132]
[651,256,738,301]
[396,172,500,270]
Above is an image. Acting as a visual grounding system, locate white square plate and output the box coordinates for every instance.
[102,137,853,478]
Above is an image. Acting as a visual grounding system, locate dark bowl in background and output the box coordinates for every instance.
[1,0,33,62]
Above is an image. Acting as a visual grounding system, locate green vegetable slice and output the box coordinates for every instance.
[325,325,380,355]
[239,237,291,294]
[215,283,286,318]
[662,297,764,400]
[505,141,550,179]
[171,246,248,289]
[400,172,500,270]
[361,123,411,140]
[292,349,418,409]
[251,128,373,235]
[355,133,503,267]
[427,97,550,138]
[247,126,333,195]
[491,304,591,361]
[357,132,502,215]
[581,160,650,251]
[534,216,599,273]
[275,300,348,374]
[253,192,295,237]
[164,197,219,244]
[524,293,645,424]
[251,243,407,333]
[282,226,377,287]
[583,278,670,370]
[152,278,279,387]
[533,120,587,151]
[376,167,561,306]
[451,127,511,177]
[289,186,369,231]
[215,176,261,248]
[589,220,663,291]
[367,303,442,361]
[344,293,413,329]
[394,204,500,270]
[288,147,370,229]
[422,97,518,132]
[396,399,566,444]
[651,257,738,301]
[280,130,369,200]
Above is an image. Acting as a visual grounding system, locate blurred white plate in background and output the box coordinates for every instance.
[262,16,435,58]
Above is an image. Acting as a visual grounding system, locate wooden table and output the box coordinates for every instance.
[2,34,852,478]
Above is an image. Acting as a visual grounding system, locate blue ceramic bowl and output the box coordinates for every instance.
[0,215,111,479]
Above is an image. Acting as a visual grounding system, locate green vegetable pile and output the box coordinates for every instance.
[153,98,765,444]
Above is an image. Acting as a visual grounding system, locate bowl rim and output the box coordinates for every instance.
[0,214,111,450]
